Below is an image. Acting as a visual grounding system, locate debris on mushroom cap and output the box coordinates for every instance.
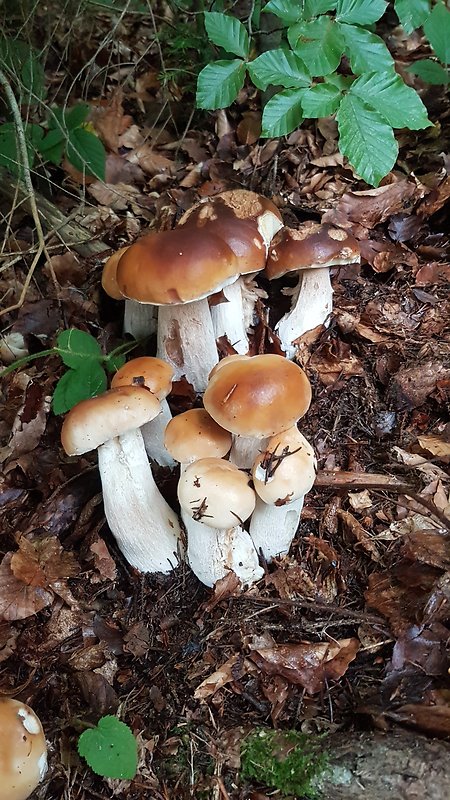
[203,354,312,438]
[61,386,161,456]
[178,457,256,529]
[111,356,174,400]
[101,246,129,299]
[116,228,238,305]
[266,223,360,280]
[0,698,47,800]
[252,427,317,505]
[164,408,232,464]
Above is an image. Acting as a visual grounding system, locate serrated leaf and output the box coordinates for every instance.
[55,329,102,369]
[261,89,304,137]
[406,59,449,85]
[66,127,106,180]
[203,12,250,59]
[49,103,90,132]
[38,129,66,165]
[424,2,450,65]
[394,0,430,34]
[248,49,310,90]
[335,0,387,25]
[288,16,345,76]
[339,23,394,73]
[52,362,107,415]
[299,82,342,117]
[263,0,302,24]
[337,93,398,186]
[78,716,137,780]
[350,71,431,130]
[196,60,247,109]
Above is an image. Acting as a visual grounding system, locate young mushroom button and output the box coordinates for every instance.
[0,698,48,800]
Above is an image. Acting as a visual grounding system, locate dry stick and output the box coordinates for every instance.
[239,594,385,625]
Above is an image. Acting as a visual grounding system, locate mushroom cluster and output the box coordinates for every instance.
[62,189,358,587]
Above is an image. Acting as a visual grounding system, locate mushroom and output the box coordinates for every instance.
[0,697,47,800]
[101,247,158,339]
[177,457,262,587]
[111,356,175,467]
[203,354,312,469]
[61,386,182,573]
[179,190,283,353]
[164,408,232,473]
[266,223,360,359]
[250,427,317,561]
[116,227,238,393]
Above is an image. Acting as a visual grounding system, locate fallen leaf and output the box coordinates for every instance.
[89,537,118,582]
[44,252,85,286]
[402,529,450,570]
[0,553,53,621]
[322,181,420,237]
[194,654,241,701]
[91,90,133,151]
[7,382,51,460]
[309,337,364,387]
[390,622,449,677]
[348,490,373,511]
[204,572,241,613]
[415,262,450,285]
[390,361,450,410]
[385,703,450,738]
[418,434,450,462]
[338,510,381,562]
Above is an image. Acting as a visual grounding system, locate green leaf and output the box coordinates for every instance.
[303,1,337,18]
[52,362,107,415]
[394,0,430,34]
[66,128,106,180]
[288,16,345,76]
[203,12,250,59]
[248,49,310,90]
[339,23,394,73]
[325,72,354,90]
[196,60,247,109]
[261,88,304,137]
[78,716,138,780]
[335,0,387,25]
[299,82,342,117]
[55,329,102,369]
[263,0,302,24]
[0,38,45,101]
[0,122,43,175]
[336,93,398,186]
[406,59,449,85]
[424,2,450,65]
[20,55,46,102]
[350,71,431,130]
[38,129,66,165]
[49,104,90,132]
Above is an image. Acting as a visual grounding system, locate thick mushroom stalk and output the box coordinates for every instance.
[61,386,182,573]
[249,427,317,562]
[276,267,333,359]
[185,516,263,588]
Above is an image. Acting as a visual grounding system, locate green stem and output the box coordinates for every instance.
[0,348,57,379]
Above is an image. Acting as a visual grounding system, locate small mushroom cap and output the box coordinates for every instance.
[266,223,360,280]
[61,386,161,456]
[111,357,174,400]
[178,457,256,529]
[116,228,238,305]
[164,409,232,464]
[252,427,317,505]
[0,698,47,800]
[203,354,312,438]
[101,246,129,300]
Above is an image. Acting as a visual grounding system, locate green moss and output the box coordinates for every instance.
[240,728,328,798]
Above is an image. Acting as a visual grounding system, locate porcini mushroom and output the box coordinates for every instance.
[178,457,262,587]
[116,228,238,392]
[61,386,182,573]
[0,697,47,800]
[250,427,317,561]
[101,247,158,339]
[164,408,232,473]
[203,354,312,469]
[266,223,360,359]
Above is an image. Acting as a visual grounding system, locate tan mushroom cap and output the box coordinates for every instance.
[101,246,129,300]
[116,227,238,305]
[208,354,249,380]
[61,386,161,456]
[178,457,256,529]
[203,354,312,438]
[252,427,317,505]
[266,223,360,280]
[111,357,174,400]
[164,408,232,464]
[0,698,47,800]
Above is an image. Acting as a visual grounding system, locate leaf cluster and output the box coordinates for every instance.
[196,0,439,186]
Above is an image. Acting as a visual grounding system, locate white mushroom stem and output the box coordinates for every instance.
[98,427,182,572]
[184,514,264,588]
[276,267,333,359]
[157,299,219,393]
[230,435,268,470]
[210,278,249,355]
[123,299,158,340]
[249,496,304,563]
[141,398,175,468]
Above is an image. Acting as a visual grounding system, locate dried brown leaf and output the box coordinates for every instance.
[309,337,364,387]
[194,654,240,700]
[338,510,381,562]
[322,181,420,237]
[0,553,53,621]
[7,382,51,460]
[402,530,450,569]
[390,362,450,410]
[90,537,118,582]
[418,435,450,462]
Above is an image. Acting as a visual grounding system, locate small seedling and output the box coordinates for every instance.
[78,715,138,780]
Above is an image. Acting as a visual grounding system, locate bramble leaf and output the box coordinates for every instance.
[66,127,106,180]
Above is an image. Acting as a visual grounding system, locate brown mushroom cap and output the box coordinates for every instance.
[203,354,312,438]
[116,228,238,305]
[164,408,232,464]
[61,386,161,456]
[178,457,256,529]
[266,223,360,280]
[111,357,174,400]
[0,698,47,800]
[208,354,249,380]
[101,246,129,300]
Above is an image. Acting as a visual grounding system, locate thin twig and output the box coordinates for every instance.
[238,594,386,625]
